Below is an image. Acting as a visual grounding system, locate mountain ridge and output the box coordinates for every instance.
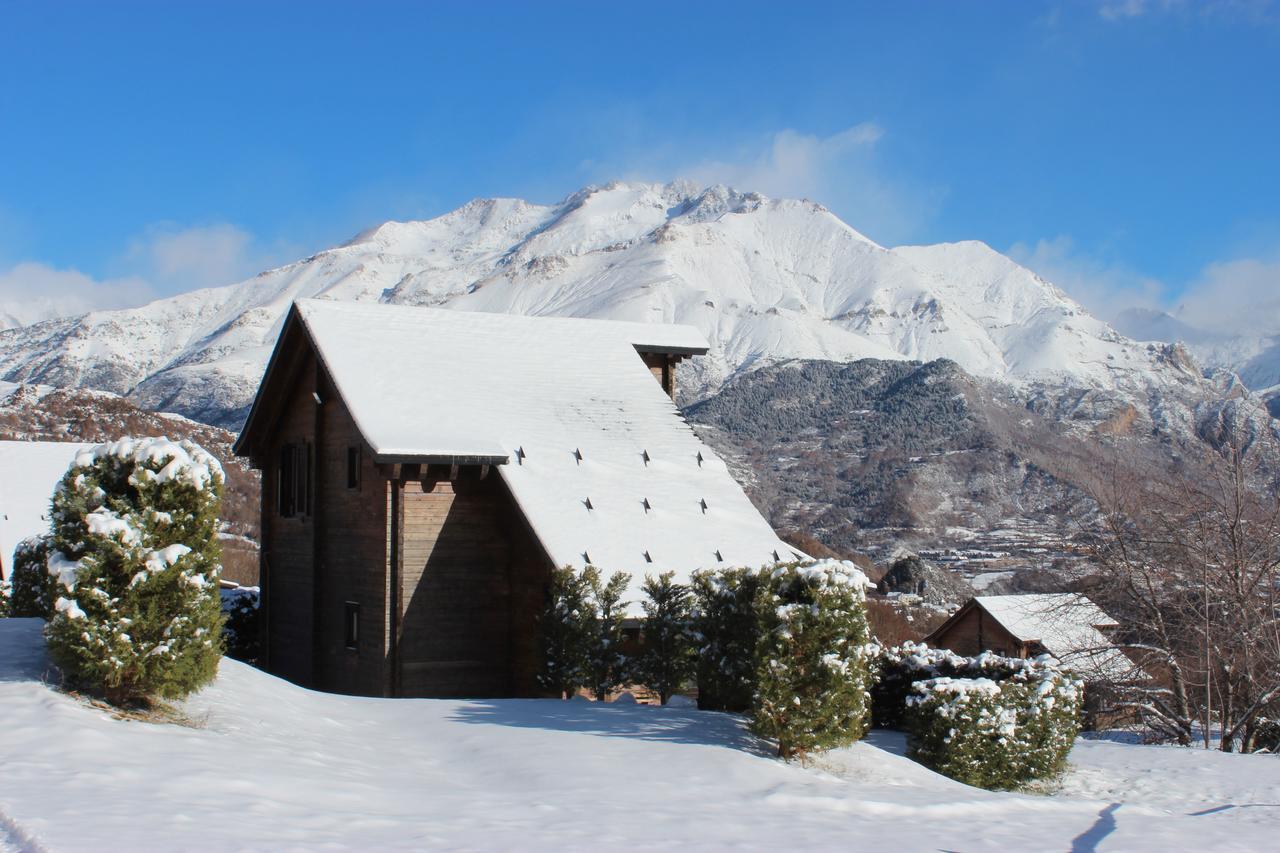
[0,181,1263,432]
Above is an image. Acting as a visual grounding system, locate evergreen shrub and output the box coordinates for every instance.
[43,437,226,704]
[905,657,1082,789]
[751,560,875,759]
[220,585,260,663]
[9,535,57,618]
[536,565,631,699]
[583,566,631,701]
[633,571,695,704]
[536,566,592,698]
[690,566,764,712]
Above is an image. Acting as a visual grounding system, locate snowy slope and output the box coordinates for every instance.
[0,182,1209,429]
[0,441,91,579]
[1,619,1276,851]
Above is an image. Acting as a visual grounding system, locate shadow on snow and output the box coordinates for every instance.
[450,699,775,756]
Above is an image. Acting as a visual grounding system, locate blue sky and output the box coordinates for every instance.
[0,1,1276,325]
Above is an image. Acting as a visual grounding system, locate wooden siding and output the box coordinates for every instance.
[929,604,1029,659]
[259,348,319,688]
[311,369,391,696]
[257,338,392,695]
[639,352,678,399]
[397,469,550,697]
[246,309,555,699]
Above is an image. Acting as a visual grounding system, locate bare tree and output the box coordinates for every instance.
[1080,429,1280,751]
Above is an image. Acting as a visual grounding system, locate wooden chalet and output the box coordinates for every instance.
[924,593,1131,679]
[233,299,800,699]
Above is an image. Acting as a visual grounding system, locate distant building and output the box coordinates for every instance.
[234,300,801,699]
[924,593,1132,680]
[0,440,90,580]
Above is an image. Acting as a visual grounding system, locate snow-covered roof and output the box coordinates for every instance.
[973,593,1132,679]
[292,299,800,596]
[0,440,91,579]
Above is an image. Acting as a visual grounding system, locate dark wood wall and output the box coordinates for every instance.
[312,370,391,696]
[257,338,392,695]
[251,318,560,699]
[397,469,550,697]
[639,352,679,399]
[930,605,1028,658]
[260,348,320,688]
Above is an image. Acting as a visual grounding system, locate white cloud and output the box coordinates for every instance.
[1097,0,1277,21]
[0,262,154,329]
[673,124,942,246]
[590,123,941,246]
[0,222,289,329]
[1007,234,1277,338]
[1006,235,1167,320]
[121,223,271,292]
[1099,0,1154,20]
[1175,255,1280,333]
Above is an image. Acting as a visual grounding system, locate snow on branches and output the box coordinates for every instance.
[43,437,225,704]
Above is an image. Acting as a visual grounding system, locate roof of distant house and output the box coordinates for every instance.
[246,299,799,601]
[0,440,90,579]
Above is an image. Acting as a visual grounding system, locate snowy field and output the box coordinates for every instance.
[1,619,1276,852]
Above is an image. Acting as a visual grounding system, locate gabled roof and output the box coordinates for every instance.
[927,593,1133,679]
[241,299,799,597]
[974,593,1119,642]
[0,440,91,579]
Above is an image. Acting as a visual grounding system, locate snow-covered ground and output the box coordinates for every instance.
[1,619,1276,851]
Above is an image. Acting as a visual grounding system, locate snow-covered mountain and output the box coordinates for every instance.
[1114,306,1280,396]
[0,182,1246,428]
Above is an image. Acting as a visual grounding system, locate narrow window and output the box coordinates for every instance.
[303,442,313,516]
[344,602,360,651]
[278,443,296,517]
[278,442,313,517]
[346,446,360,490]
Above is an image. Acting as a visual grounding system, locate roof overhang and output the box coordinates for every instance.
[631,343,709,357]
[373,452,510,466]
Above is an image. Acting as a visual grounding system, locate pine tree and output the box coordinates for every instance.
[9,535,57,618]
[751,560,875,760]
[583,566,631,701]
[43,437,226,705]
[536,566,592,698]
[691,567,764,712]
[634,572,695,704]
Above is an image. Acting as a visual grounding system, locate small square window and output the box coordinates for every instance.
[344,602,360,651]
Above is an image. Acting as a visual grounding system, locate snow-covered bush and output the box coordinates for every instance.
[0,578,9,618]
[871,642,1053,730]
[906,657,1082,789]
[9,535,57,618]
[691,567,764,712]
[220,584,260,663]
[537,566,592,698]
[633,571,695,705]
[583,566,631,701]
[751,560,875,759]
[43,438,226,704]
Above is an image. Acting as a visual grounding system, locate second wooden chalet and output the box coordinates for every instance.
[924,593,1132,679]
[234,299,801,699]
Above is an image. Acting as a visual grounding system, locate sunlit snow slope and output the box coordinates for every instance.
[1,619,1275,851]
[0,182,1202,427]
